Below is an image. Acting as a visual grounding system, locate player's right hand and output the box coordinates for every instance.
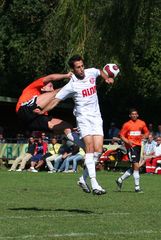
[127,140,134,147]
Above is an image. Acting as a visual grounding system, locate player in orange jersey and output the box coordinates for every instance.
[16,72,73,134]
[115,108,149,193]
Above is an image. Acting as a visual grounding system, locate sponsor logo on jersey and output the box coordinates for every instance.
[82,85,96,97]
[89,77,95,84]
[129,131,141,136]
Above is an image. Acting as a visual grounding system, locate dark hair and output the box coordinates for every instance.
[129,108,138,115]
[68,55,84,68]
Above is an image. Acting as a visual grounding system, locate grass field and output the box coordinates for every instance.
[0,168,161,240]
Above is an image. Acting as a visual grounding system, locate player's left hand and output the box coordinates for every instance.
[66,72,73,79]
[105,78,114,84]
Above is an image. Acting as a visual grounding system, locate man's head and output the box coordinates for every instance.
[68,55,85,79]
[157,124,161,132]
[41,81,54,92]
[51,136,58,145]
[129,108,139,121]
[148,134,154,143]
[29,136,35,143]
[156,137,161,146]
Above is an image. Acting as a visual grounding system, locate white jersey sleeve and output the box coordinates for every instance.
[55,80,74,100]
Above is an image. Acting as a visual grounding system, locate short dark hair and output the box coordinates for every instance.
[68,55,84,68]
[129,108,138,115]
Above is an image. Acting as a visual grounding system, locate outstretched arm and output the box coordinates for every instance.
[43,72,73,84]
[35,80,73,115]
[100,69,114,84]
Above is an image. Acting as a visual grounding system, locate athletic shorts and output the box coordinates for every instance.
[76,115,104,139]
[127,146,141,163]
[17,97,52,131]
[31,154,43,162]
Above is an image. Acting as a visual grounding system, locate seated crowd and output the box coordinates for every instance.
[8,132,85,173]
[140,134,161,174]
[2,122,161,175]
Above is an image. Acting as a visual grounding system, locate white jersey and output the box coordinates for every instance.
[56,68,101,118]
[154,144,161,156]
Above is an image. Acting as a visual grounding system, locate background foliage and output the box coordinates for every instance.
[0,0,161,127]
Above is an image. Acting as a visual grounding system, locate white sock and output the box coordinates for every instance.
[90,178,100,190]
[133,170,140,190]
[85,153,100,189]
[93,152,102,163]
[79,153,101,185]
[118,168,133,182]
[79,167,89,183]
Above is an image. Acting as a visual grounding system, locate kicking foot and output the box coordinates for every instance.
[115,179,123,191]
[77,180,91,193]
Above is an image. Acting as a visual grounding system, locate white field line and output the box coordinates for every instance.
[0,212,130,220]
[0,230,161,239]
[0,233,96,239]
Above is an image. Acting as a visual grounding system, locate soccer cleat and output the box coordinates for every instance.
[92,188,106,195]
[135,189,144,193]
[115,179,123,191]
[77,181,91,193]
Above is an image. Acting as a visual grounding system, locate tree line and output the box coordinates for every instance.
[0,0,161,127]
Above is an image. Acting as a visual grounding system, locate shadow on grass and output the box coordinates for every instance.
[8,207,94,214]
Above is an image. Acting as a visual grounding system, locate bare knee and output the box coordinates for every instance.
[133,162,140,171]
[48,119,72,133]
[85,142,94,153]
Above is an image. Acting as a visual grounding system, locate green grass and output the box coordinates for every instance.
[0,169,161,240]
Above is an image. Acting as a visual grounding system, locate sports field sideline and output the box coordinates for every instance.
[0,169,160,240]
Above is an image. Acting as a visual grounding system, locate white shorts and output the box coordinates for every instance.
[76,115,104,139]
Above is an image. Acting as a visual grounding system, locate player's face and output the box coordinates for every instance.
[130,111,139,121]
[73,60,85,79]
[41,82,54,92]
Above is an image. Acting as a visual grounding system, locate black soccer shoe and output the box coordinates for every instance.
[115,179,123,191]
[92,188,106,195]
[77,181,91,193]
[135,189,144,193]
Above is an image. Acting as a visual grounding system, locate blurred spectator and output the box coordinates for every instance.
[58,144,85,173]
[29,137,48,172]
[143,134,156,156]
[0,133,6,143]
[45,136,61,171]
[8,136,36,171]
[16,133,26,143]
[145,137,161,173]
[139,134,157,167]
[41,132,49,143]
[47,137,72,173]
[107,122,120,143]
[155,124,161,137]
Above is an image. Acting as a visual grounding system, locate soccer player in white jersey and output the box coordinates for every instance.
[40,55,114,195]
